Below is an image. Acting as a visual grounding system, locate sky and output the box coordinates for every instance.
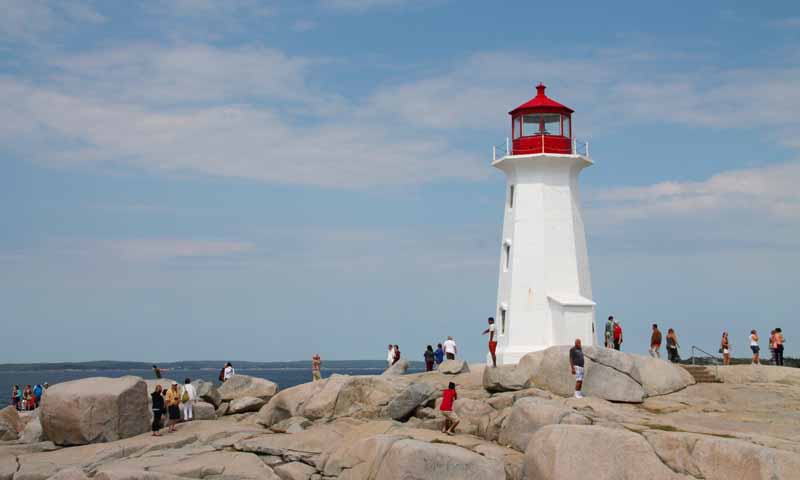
[1,0,799,363]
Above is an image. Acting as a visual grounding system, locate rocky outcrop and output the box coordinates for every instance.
[438,359,470,375]
[515,346,693,402]
[193,401,217,420]
[381,359,409,376]
[40,376,150,446]
[20,416,45,444]
[384,383,435,421]
[270,416,311,434]
[498,397,591,451]
[482,365,529,392]
[192,380,222,407]
[229,396,267,414]
[0,406,22,441]
[524,425,687,479]
[218,375,278,403]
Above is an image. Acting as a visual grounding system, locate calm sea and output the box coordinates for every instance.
[3,363,424,404]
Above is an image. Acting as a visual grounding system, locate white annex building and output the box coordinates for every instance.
[492,84,596,365]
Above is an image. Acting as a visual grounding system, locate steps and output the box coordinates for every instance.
[681,365,722,383]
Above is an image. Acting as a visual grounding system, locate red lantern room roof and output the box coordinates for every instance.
[509,83,573,115]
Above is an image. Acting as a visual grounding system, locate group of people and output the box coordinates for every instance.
[419,337,459,372]
[10,383,47,411]
[723,328,786,366]
[150,379,198,436]
[647,324,681,363]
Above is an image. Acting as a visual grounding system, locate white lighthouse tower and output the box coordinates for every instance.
[492,84,596,365]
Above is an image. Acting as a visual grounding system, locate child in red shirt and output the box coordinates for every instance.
[440,382,460,436]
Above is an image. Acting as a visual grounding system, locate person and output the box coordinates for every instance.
[181,378,196,422]
[769,330,777,364]
[774,328,785,366]
[23,385,33,411]
[482,317,497,367]
[720,332,730,366]
[750,330,760,365]
[604,316,614,348]
[312,353,322,381]
[393,345,401,365]
[153,365,163,379]
[440,382,460,436]
[649,324,662,359]
[613,320,623,351]
[33,384,44,408]
[666,328,680,363]
[569,339,585,399]
[443,336,458,360]
[151,384,165,436]
[165,382,181,432]
[11,385,20,411]
[424,346,435,372]
[223,362,235,382]
[387,344,395,368]
[434,343,445,368]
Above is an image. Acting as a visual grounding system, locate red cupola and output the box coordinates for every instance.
[510,83,573,155]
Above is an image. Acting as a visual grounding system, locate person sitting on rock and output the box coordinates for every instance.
[569,339,585,399]
[440,382,460,436]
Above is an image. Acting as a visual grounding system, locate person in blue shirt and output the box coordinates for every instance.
[32,384,44,408]
[434,343,445,368]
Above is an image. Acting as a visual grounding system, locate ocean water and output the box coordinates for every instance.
[2,363,425,403]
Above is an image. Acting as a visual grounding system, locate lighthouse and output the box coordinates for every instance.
[492,84,596,365]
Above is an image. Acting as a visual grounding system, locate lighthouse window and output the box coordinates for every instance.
[500,309,507,335]
[503,244,511,272]
[543,114,561,136]
[513,116,521,139]
[522,114,542,136]
[562,116,571,138]
[508,185,515,208]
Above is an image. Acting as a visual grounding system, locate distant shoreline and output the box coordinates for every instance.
[0,359,427,372]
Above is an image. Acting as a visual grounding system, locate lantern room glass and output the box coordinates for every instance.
[522,115,542,136]
[543,114,561,135]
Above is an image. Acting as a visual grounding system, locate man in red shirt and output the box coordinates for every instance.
[613,320,623,351]
[440,382,460,436]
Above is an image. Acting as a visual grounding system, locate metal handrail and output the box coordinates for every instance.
[690,345,722,365]
[492,137,590,161]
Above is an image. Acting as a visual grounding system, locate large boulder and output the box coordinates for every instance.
[482,365,530,393]
[523,425,686,479]
[193,401,217,420]
[438,359,470,375]
[0,405,22,441]
[257,380,328,427]
[40,376,150,446]
[381,359,409,376]
[219,375,278,402]
[192,380,222,407]
[384,383,435,421]
[375,438,504,479]
[517,346,693,402]
[229,397,268,414]
[20,416,45,444]
[498,397,591,451]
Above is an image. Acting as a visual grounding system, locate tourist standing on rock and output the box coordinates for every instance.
[165,382,181,432]
[153,365,163,379]
[11,385,20,411]
[424,346,435,372]
[774,328,785,366]
[434,343,445,368]
[649,324,662,359]
[604,316,614,348]
[483,317,497,368]
[666,329,680,363]
[33,383,43,408]
[393,345,401,365]
[613,320,623,350]
[440,382,460,436]
[387,344,395,368]
[312,353,322,381]
[223,362,235,382]
[769,330,777,364]
[23,385,33,410]
[750,330,760,365]
[181,378,196,422]
[151,384,165,436]
[569,339,585,399]
[443,336,458,360]
[720,332,731,365]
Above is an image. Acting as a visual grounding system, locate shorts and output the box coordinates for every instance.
[446,353,455,360]
[574,366,584,381]
[168,405,181,420]
[751,346,760,354]
[442,410,459,422]
[722,348,729,355]
[488,341,497,355]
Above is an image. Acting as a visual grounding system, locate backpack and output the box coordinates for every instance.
[219,368,226,382]
[181,388,190,403]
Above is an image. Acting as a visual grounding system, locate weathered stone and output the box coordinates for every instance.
[635,356,695,396]
[381,359,409,376]
[384,383,435,421]
[438,359,470,375]
[523,425,686,479]
[499,397,591,451]
[0,406,22,441]
[46,468,90,480]
[40,376,150,446]
[191,380,222,407]
[20,416,45,444]
[482,365,529,393]
[229,396,268,414]
[216,402,229,417]
[192,401,216,420]
[271,416,312,434]
[273,462,317,480]
[218,375,278,402]
[374,438,504,479]
[256,380,327,427]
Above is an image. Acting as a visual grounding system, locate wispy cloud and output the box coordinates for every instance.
[320,0,418,13]
[0,0,105,44]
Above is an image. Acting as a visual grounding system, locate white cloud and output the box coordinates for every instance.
[320,0,415,12]
[0,0,105,44]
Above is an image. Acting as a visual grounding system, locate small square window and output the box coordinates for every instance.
[500,309,507,335]
[508,185,515,209]
[503,244,511,272]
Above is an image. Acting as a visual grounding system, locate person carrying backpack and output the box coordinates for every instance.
[181,378,196,421]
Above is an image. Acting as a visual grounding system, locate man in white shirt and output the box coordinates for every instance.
[443,336,457,360]
[181,378,197,421]
[482,317,497,367]
[387,344,395,368]
[223,362,235,381]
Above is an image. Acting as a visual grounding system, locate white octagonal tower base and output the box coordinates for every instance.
[493,152,596,365]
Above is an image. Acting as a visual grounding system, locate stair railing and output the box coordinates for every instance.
[690,345,722,365]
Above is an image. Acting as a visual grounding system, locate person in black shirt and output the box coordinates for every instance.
[151,385,165,436]
[569,339,585,399]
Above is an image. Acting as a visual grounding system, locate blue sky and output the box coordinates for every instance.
[2,0,799,363]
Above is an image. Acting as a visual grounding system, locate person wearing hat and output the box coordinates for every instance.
[165,382,182,432]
